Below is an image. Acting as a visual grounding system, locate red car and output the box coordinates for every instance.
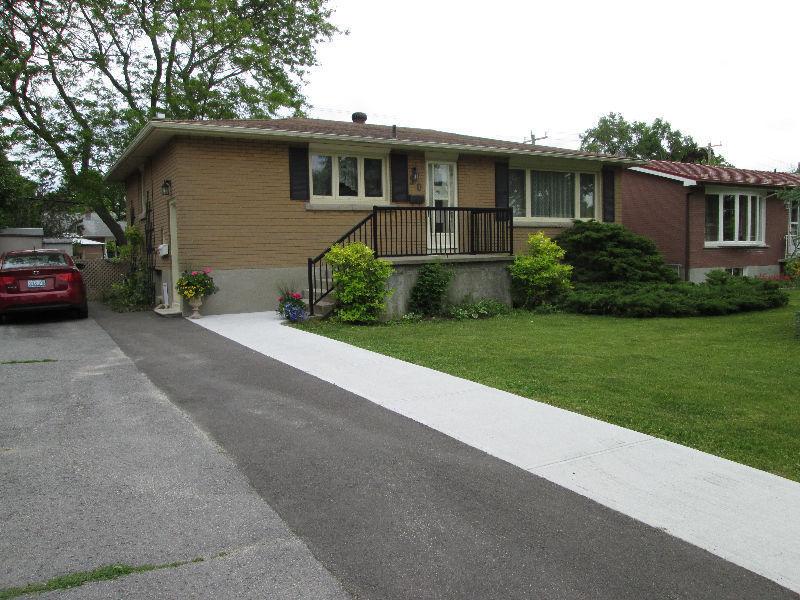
[0,249,88,321]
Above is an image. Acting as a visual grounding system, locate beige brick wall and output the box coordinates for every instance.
[173,137,372,270]
[124,142,177,274]
[124,137,620,271]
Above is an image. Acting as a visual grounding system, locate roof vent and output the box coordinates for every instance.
[351,112,367,124]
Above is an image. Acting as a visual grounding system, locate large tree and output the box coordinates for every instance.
[580,113,730,166]
[0,0,340,243]
[0,144,37,228]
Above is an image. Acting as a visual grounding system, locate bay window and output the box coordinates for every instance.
[311,152,386,201]
[508,169,598,220]
[704,192,764,245]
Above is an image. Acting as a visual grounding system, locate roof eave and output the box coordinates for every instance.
[106,121,644,181]
[629,167,698,187]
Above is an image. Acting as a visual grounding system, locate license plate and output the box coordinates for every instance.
[27,279,46,288]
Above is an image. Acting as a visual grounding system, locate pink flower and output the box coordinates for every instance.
[191,271,198,275]
[203,267,212,274]
[291,292,302,299]
[278,296,284,302]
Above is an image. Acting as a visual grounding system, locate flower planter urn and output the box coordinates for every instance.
[188,296,203,319]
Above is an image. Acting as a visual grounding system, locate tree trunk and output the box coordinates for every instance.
[94,203,127,245]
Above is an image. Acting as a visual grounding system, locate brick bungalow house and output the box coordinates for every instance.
[621,161,800,282]
[105,114,637,315]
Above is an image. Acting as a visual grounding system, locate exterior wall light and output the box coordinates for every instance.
[161,179,172,196]
[410,166,418,184]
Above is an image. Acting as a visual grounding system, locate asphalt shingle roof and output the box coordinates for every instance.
[163,117,621,160]
[643,160,800,188]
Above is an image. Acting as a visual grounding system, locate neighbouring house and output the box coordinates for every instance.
[76,212,126,257]
[72,238,106,259]
[621,162,800,282]
[105,114,638,315]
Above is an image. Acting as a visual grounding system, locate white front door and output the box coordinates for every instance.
[427,162,457,252]
[789,200,799,257]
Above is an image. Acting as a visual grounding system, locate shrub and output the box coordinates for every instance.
[176,268,217,300]
[408,262,453,316]
[103,226,150,312]
[104,270,151,312]
[563,276,788,318]
[785,258,800,282]
[448,298,510,320]
[555,220,679,283]
[277,287,307,322]
[508,232,573,308]
[325,242,394,323]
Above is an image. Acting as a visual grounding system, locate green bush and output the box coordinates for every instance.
[104,271,151,312]
[325,242,394,323]
[408,262,453,316]
[448,298,510,320]
[103,226,151,312]
[786,258,800,282]
[508,232,573,308]
[563,275,788,318]
[556,220,679,283]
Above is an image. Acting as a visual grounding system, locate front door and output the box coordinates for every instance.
[427,162,457,252]
[789,200,799,257]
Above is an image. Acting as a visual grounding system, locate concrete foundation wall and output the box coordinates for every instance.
[385,256,513,319]
[688,264,780,283]
[188,266,307,316]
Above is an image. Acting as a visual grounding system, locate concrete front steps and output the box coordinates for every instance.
[302,287,335,318]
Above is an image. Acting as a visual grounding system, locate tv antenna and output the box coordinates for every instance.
[524,130,549,145]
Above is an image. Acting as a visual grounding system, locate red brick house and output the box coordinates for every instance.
[621,161,800,282]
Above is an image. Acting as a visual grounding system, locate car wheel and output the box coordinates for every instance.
[74,303,89,319]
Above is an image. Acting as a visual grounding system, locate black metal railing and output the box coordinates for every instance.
[307,206,513,315]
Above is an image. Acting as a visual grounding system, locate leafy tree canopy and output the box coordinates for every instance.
[0,144,82,235]
[1,0,341,242]
[580,113,730,166]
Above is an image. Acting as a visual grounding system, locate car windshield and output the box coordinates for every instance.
[2,253,68,269]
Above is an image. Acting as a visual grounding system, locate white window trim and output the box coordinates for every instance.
[704,190,767,248]
[308,147,389,204]
[510,169,600,225]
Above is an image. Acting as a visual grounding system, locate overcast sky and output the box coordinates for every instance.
[303,0,799,172]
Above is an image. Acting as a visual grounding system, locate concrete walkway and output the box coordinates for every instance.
[193,310,800,594]
[0,315,350,599]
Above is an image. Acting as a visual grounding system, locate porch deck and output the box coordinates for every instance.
[307,206,513,314]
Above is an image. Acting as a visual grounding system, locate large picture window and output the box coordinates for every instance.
[509,169,598,220]
[311,152,386,201]
[704,192,764,245]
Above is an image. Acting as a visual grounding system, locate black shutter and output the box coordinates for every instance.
[495,162,509,221]
[391,153,408,202]
[289,146,309,200]
[602,167,615,222]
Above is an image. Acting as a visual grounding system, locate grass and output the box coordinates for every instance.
[300,291,800,481]
[0,359,57,365]
[0,558,204,599]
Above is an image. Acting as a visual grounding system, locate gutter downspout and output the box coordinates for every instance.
[685,190,692,281]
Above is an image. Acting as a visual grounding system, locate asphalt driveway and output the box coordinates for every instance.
[88,305,796,600]
[0,311,349,599]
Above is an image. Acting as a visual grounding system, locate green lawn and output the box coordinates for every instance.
[301,291,800,481]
